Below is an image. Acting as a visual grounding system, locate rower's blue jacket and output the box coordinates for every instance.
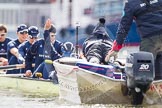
[43,30,62,57]
[25,30,62,74]
[18,41,35,72]
[38,30,62,80]
[116,0,162,44]
[0,37,12,58]
[25,38,45,72]
[7,39,24,74]
[18,41,33,58]
[7,39,21,61]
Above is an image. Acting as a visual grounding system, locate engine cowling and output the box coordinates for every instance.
[124,51,155,105]
[125,51,154,88]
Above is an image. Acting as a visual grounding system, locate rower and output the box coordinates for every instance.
[0,24,12,59]
[25,19,62,84]
[0,57,8,66]
[6,24,28,74]
[18,26,40,73]
[0,24,12,66]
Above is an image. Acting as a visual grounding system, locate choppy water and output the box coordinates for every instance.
[0,89,162,108]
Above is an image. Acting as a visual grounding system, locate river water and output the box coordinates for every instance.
[0,89,68,108]
[0,89,162,108]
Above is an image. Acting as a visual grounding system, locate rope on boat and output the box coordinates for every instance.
[57,67,78,76]
[152,83,162,102]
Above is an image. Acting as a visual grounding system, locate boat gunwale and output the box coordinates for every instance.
[54,60,125,82]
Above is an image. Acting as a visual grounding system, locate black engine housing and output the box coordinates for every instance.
[125,51,154,88]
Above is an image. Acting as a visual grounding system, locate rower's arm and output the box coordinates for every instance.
[43,19,51,41]
[10,47,19,58]
[7,41,20,58]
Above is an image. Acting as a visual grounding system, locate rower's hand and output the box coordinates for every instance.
[17,56,25,64]
[25,70,32,77]
[44,19,52,30]
[0,57,8,66]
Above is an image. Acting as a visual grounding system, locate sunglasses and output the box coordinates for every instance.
[0,33,6,36]
[30,37,38,39]
[20,31,28,34]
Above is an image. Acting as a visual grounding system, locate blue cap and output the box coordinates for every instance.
[28,26,39,37]
[17,24,28,33]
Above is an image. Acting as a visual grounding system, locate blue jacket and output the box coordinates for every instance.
[25,30,62,72]
[18,41,33,59]
[7,39,21,61]
[25,39,45,71]
[43,30,62,60]
[0,37,12,58]
[116,0,162,44]
[7,39,23,74]
[18,41,35,72]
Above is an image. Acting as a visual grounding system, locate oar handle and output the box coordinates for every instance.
[0,53,7,56]
[0,64,24,70]
[0,64,35,71]
[45,59,53,64]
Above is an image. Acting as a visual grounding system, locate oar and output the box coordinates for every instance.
[0,73,23,77]
[45,59,53,64]
[0,64,35,71]
[0,64,25,70]
[0,53,7,56]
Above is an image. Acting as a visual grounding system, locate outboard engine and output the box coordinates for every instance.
[124,51,155,105]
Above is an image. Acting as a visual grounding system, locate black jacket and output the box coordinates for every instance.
[116,0,162,44]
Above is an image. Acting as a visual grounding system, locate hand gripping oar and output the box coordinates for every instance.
[0,64,25,71]
[0,64,35,71]
[0,53,7,56]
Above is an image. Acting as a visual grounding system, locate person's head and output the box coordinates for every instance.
[28,26,39,44]
[92,18,110,37]
[49,24,57,43]
[61,42,74,57]
[0,24,7,42]
[17,24,28,43]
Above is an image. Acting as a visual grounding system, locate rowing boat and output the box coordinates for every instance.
[0,73,59,98]
[53,57,162,105]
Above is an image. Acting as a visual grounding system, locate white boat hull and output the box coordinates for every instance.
[53,58,162,104]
